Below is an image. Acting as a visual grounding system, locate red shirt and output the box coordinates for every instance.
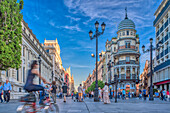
[167,91,169,95]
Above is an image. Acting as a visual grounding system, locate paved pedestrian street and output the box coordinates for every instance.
[0,97,170,113]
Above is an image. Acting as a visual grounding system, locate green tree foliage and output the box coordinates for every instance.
[85,80,105,93]
[0,0,23,70]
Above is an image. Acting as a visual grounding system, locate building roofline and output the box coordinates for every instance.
[154,0,166,16]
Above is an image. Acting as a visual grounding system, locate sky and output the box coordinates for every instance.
[22,0,162,88]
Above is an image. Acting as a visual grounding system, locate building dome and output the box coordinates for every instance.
[118,18,135,31]
[118,8,135,31]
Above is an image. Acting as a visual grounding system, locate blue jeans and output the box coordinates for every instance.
[4,91,10,102]
[24,84,44,104]
[0,93,3,103]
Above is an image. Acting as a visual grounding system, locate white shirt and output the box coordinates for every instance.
[103,85,109,93]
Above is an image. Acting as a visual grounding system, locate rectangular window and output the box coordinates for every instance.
[126,56,130,62]
[17,70,19,81]
[125,42,131,48]
[127,31,129,35]
[23,67,25,82]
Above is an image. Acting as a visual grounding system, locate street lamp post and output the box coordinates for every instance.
[89,21,106,102]
[38,54,41,85]
[142,38,161,101]
[51,71,54,82]
[114,74,118,103]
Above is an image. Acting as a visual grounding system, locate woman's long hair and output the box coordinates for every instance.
[31,60,38,69]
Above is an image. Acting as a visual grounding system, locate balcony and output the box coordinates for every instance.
[115,60,139,65]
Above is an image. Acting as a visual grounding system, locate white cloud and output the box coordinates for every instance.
[49,20,82,31]
[65,15,81,22]
[64,0,156,27]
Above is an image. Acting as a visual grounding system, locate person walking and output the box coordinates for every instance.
[139,91,142,99]
[0,82,3,103]
[51,81,57,103]
[166,90,170,101]
[71,92,74,100]
[98,87,102,101]
[103,82,110,104]
[83,87,86,100]
[62,83,68,103]
[128,91,131,98]
[78,84,83,102]
[143,88,147,100]
[91,91,94,98]
[162,89,166,101]
[122,89,126,100]
[3,79,12,103]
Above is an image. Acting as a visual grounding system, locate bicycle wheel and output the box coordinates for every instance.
[44,103,59,113]
[16,105,35,113]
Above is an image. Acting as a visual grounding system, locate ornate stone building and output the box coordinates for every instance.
[71,74,75,92]
[43,39,64,90]
[0,20,53,99]
[106,11,140,93]
[139,60,149,94]
[153,0,170,91]
[64,67,74,95]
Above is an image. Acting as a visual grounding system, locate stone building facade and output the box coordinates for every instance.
[0,20,53,99]
[43,39,64,90]
[139,60,149,94]
[105,12,140,93]
[64,67,74,95]
[153,0,170,91]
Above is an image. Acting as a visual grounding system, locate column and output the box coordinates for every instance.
[119,67,121,79]
[135,67,137,79]
[125,66,126,79]
[130,66,132,79]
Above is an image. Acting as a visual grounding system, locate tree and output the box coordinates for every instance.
[85,80,105,93]
[0,0,23,70]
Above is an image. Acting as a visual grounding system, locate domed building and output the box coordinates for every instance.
[105,9,140,95]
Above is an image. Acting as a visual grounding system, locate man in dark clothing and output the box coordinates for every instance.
[51,81,57,103]
[62,83,68,102]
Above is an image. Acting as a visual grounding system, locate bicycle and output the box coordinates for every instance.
[16,88,59,113]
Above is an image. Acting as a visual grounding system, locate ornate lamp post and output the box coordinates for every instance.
[51,71,54,82]
[38,54,41,84]
[89,21,106,102]
[142,38,162,101]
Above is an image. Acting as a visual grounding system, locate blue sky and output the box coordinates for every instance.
[22,0,162,87]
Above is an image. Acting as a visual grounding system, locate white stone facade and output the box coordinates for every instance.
[153,0,170,91]
[0,20,53,99]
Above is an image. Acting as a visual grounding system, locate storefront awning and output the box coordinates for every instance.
[154,80,170,85]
